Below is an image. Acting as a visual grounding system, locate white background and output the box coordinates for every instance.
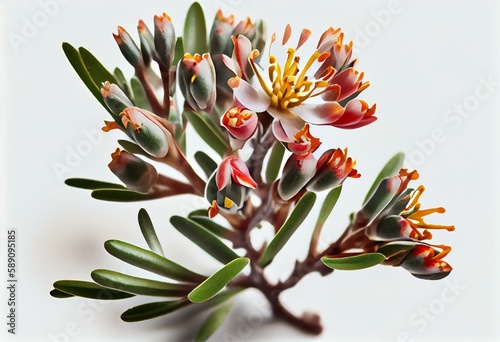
[1,0,499,341]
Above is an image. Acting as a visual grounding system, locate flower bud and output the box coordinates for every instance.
[287,124,321,158]
[216,156,257,191]
[113,26,142,69]
[177,53,216,112]
[221,107,258,140]
[209,9,235,56]
[138,19,155,67]
[120,107,173,158]
[108,148,157,193]
[154,13,176,68]
[399,244,452,280]
[306,148,359,192]
[101,81,134,116]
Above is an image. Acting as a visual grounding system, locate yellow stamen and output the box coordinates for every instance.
[224,197,235,209]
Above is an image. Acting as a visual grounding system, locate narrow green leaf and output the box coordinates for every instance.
[183,2,208,54]
[174,122,187,155]
[91,189,153,202]
[309,186,342,255]
[91,269,194,297]
[265,141,285,183]
[62,43,111,114]
[316,185,342,227]
[170,216,239,264]
[259,192,317,267]
[188,258,249,303]
[53,280,134,300]
[173,37,185,67]
[138,208,164,256]
[78,47,117,86]
[65,178,126,190]
[195,303,233,342]
[205,289,244,307]
[321,253,386,271]
[194,151,218,179]
[117,139,147,155]
[121,299,190,322]
[363,152,404,204]
[113,67,130,95]
[189,216,234,240]
[188,209,209,218]
[50,289,74,298]
[130,76,152,111]
[184,111,228,156]
[104,240,206,283]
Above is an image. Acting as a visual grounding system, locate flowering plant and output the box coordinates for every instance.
[50,3,455,339]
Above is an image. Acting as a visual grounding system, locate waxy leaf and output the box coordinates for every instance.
[363,152,404,204]
[78,47,117,87]
[309,186,342,254]
[172,37,185,67]
[113,67,130,96]
[91,188,153,202]
[195,303,233,342]
[62,43,112,115]
[259,192,317,266]
[121,299,190,322]
[194,151,218,179]
[189,216,235,240]
[265,141,285,184]
[49,289,74,298]
[183,2,208,54]
[188,258,249,303]
[91,269,194,297]
[170,216,239,264]
[52,280,134,300]
[138,208,164,256]
[184,111,228,156]
[65,178,126,190]
[321,253,386,271]
[130,76,152,111]
[188,209,209,218]
[104,240,206,283]
[118,139,148,156]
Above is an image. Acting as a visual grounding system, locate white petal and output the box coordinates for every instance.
[229,77,271,112]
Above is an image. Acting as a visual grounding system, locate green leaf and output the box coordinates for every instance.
[188,258,249,303]
[64,178,126,190]
[104,240,206,283]
[316,185,342,228]
[184,111,228,156]
[189,216,234,240]
[113,67,130,96]
[183,2,207,54]
[309,186,342,254]
[321,253,386,271]
[117,139,148,156]
[138,208,164,256]
[65,178,126,190]
[174,122,187,155]
[91,269,194,297]
[265,141,285,183]
[188,209,209,218]
[172,37,185,67]
[170,216,239,264]
[121,299,190,322]
[49,289,74,298]
[91,189,153,202]
[52,280,134,300]
[195,303,233,342]
[363,152,404,204]
[78,47,117,87]
[130,76,152,111]
[194,151,218,179]
[62,43,111,115]
[259,192,317,267]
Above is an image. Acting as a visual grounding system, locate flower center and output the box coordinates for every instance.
[401,185,455,240]
[249,46,333,111]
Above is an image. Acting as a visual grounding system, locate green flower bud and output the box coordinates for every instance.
[108,148,157,193]
[113,26,142,69]
[177,53,216,113]
[154,13,176,68]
